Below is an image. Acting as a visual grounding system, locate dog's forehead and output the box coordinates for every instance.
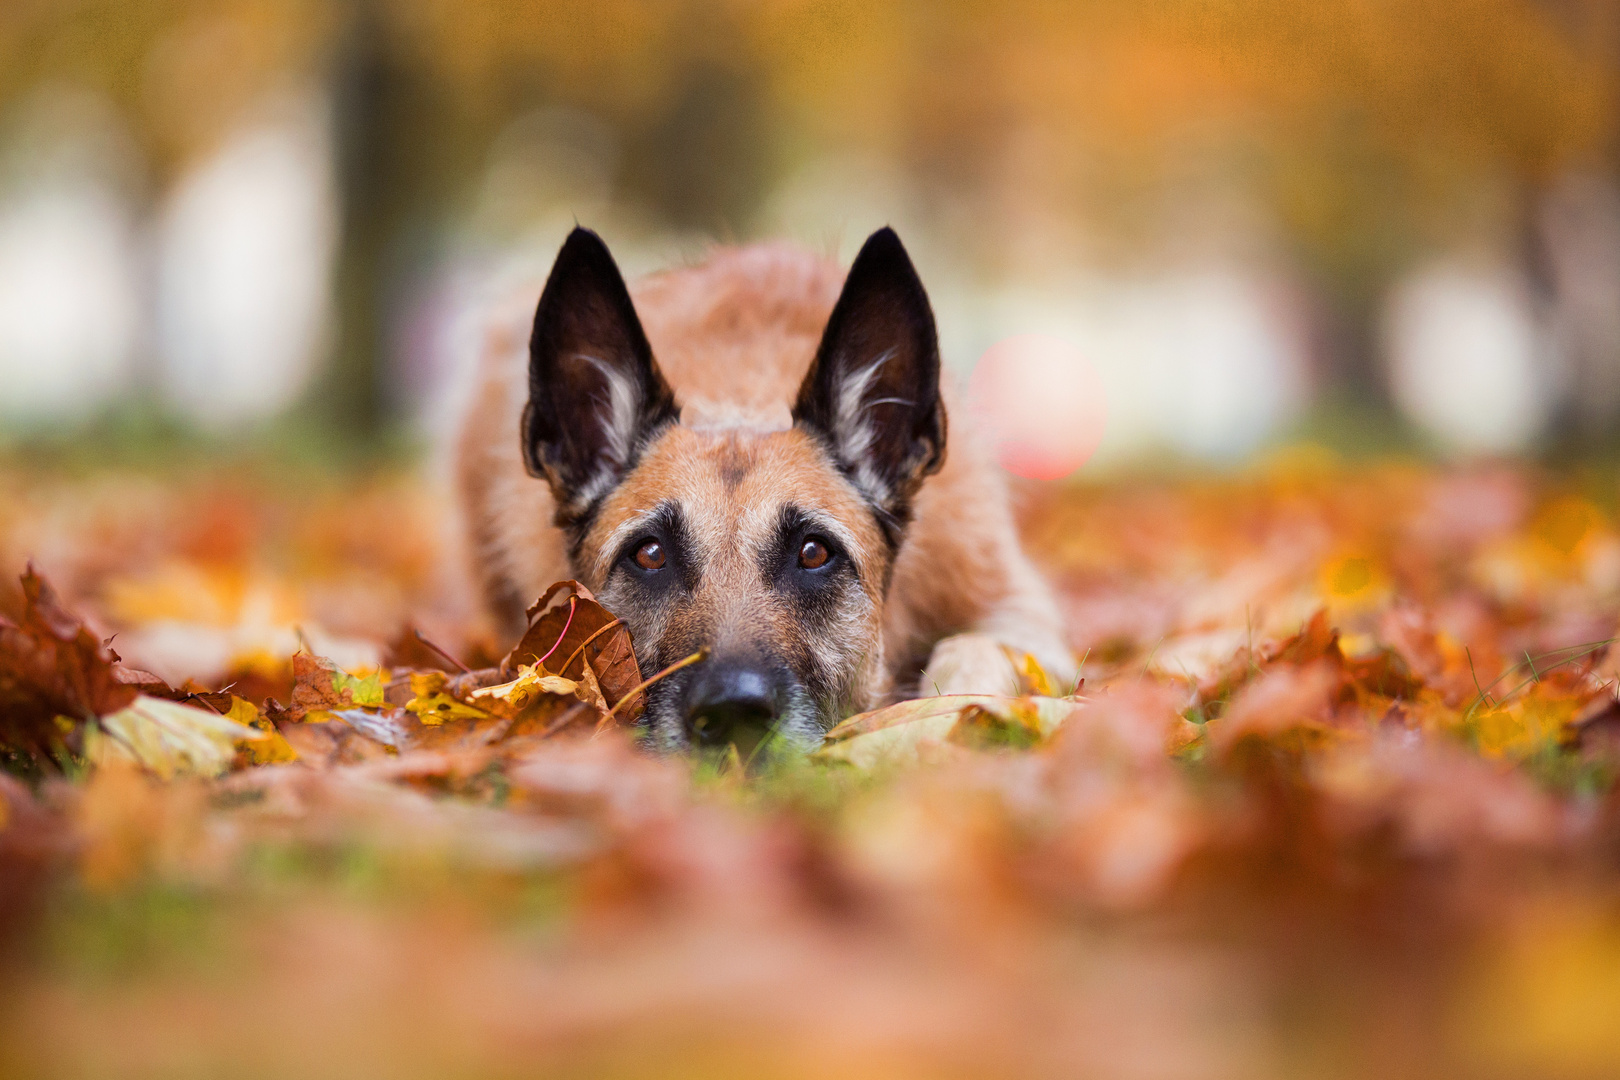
[588,426,883,574]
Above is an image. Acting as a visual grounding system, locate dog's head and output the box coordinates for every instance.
[521,227,946,751]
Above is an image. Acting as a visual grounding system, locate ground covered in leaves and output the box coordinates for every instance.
[6,452,1620,1079]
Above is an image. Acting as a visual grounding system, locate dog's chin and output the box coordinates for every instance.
[638,684,828,755]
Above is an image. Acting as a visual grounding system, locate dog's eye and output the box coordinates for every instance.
[798,538,831,570]
[633,539,666,571]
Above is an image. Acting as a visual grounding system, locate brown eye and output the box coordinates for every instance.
[798,538,831,570]
[634,539,666,571]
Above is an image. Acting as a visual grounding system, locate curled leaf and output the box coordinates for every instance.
[0,565,140,764]
[471,664,582,716]
[506,581,643,722]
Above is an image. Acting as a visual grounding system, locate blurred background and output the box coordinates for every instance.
[0,0,1617,466]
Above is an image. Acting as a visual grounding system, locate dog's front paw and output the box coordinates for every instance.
[920,633,1021,697]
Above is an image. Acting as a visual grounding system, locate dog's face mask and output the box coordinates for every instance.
[521,227,946,751]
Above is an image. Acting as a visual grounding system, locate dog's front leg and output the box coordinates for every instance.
[918,633,1024,697]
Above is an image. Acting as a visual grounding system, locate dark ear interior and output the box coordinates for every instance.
[792,227,946,541]
[524,227,679,525]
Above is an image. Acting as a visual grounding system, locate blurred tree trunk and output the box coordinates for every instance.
[318,1,421,448]
[1322,287,1390,410]
[1528,0,1620,451]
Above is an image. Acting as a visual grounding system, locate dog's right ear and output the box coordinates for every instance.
[524,228,679,525]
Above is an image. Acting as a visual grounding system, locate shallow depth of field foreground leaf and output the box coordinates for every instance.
[12,461,1620,1078]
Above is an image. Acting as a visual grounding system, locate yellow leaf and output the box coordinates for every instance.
[332,667,386,708]
[470,665,580,713]
[92,695,266,780]
[816,694,1080,769]
[1008,648,1056,696]
[225,696,298,765]
[404,672,493,726]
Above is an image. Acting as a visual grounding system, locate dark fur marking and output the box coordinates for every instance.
[609,500,699,595]
[718,446,750,491]
[763,505,863,664]
[560,421,680,571]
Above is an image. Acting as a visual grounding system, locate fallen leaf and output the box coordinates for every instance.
[818,695,1081,768]
[0,565,141,764]
[288,652,387,719]
[225,696,298,765]
[950,696,1078,750]
[404,671,494,725]
[1207,662,1340,755]
[91,694,267,779]
[469,665,581,714]
[507,581,643,722]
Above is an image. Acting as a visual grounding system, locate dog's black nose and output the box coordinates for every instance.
[682,661,783,747]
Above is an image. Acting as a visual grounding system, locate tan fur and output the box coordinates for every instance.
[454,243,1073,719]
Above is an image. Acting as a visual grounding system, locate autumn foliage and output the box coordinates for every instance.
[6,458,1620,1077]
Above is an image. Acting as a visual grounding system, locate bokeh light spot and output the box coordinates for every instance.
[967,333,1107,481]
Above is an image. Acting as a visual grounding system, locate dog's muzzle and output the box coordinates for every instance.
[680,658,791,748]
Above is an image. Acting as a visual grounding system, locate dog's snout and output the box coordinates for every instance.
[682,661,785,746]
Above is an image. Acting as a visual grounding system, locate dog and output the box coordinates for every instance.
[453,226,1074,751]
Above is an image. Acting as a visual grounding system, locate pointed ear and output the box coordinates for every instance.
[523,227,679,524]
[792,227,946,540]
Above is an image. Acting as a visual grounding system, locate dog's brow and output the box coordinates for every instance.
[797,508,860,554]
[773,505,863,575]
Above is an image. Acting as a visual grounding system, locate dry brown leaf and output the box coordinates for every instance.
[507,581,643,723]
[0,565,144,764]
[1207,662,1340,755]
[287,652,387,720]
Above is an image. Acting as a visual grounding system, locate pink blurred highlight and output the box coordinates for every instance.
[967,333,1108,480]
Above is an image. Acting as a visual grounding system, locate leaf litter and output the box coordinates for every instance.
[7,460,1620,1076]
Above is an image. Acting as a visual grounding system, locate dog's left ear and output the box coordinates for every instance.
[793,227,946,539]
[524,227,680,525]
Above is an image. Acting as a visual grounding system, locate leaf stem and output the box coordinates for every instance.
[414,629,471,673]
[534,597,577,667]
[556,618,625,677]
[600,647,710,727]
